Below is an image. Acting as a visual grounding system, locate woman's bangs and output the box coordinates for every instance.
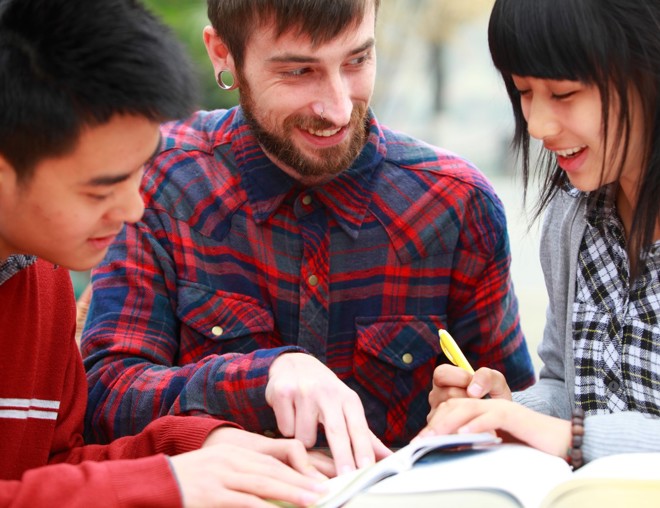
[489,0,599,83]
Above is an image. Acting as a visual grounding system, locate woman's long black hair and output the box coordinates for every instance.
[489,0,660,269]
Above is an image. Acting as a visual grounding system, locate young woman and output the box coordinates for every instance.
[422,0,660,466]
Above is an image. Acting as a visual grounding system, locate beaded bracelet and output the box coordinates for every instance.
[568,407,585,470]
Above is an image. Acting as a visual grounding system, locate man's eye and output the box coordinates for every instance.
[86,193,110,201]
[348,53,370,65]
[283,67,310,77]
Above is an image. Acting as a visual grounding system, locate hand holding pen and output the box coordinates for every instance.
[438,329,490,399]
[417,329,513,438]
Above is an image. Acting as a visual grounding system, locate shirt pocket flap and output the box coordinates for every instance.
[176,280,274,340]
[355,316,443,371]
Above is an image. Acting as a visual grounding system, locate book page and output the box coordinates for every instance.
[541,453,660,508]
[355,444,573,508]
[314,433,499,508]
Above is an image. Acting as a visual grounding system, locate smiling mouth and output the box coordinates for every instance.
[306,126,342,137]
[554,145,587,158]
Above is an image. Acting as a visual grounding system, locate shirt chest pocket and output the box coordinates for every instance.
[353,315,444,443]
[176,280,275,355]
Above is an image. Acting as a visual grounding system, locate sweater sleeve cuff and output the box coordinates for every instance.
[151,415,240,456]
[109,454,182,508]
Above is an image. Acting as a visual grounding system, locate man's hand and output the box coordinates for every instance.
[266,353,391,474]
[170,440,327,508]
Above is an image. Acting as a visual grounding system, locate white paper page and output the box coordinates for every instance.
[363,444,573,508]
[572,452,660,480]
[315,433,498,508]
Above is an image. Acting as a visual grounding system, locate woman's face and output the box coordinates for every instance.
[512,76,646,194]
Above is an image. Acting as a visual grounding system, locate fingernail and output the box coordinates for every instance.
[357,456,374,469]
[416,427,435,438]
[467,383,483,397]
[339,465,355,475]
[302,491,323,505]
[312,481,329,493]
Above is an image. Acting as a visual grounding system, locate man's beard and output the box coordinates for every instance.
[239,79,369,181]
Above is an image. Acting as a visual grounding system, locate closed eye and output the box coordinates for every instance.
[86,193,112,201]
[552,91,576,100]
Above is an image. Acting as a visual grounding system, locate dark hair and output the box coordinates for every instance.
[0,0,198,181]
[207,0,380,69]
[488,0,660,265]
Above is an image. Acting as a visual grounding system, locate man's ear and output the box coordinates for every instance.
[203,25,237,81]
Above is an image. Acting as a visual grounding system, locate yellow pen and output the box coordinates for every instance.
[439,329,491,399]
[438,329,475,374]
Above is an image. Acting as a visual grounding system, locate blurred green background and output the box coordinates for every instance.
[143,0,238,111]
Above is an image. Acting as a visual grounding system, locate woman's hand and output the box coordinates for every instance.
[420,397,571,458]
[427,365,513,421]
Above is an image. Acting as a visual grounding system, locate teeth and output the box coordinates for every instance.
[555,146,586,157]
[307,127,341,137]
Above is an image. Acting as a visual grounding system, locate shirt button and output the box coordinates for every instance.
[402,353,414,365]
[302,195,313,206]
[308,274,319,287]
[608,380,620,392]
[211,326,224,337]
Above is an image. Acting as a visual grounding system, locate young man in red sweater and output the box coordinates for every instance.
[0,0,327,506]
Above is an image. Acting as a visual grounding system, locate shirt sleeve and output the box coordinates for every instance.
[0,455,182,508]
[82,220,303,443]
[445,181,535,392]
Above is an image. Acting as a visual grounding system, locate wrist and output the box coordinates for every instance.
[566,407,585,470]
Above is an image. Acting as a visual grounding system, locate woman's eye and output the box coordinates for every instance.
[552,91,576,100]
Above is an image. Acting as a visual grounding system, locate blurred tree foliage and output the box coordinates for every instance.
[142,0,238,110]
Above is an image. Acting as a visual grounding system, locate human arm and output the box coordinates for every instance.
[427,191,580,419]
[6,337,323,508]
[1,421,326,508]
[441,177,535,391]
[82,219,303,442]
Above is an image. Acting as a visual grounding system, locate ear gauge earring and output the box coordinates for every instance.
[216,69,237,91]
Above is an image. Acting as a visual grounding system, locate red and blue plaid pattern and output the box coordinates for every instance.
[82,108,534,446]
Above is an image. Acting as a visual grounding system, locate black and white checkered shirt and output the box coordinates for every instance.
[573,185,660,416]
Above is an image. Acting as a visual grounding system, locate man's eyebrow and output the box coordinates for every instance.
[83,172,132,187]
[83,134,162,187]
[267,38,375,64]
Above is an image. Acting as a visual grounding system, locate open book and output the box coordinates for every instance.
[334,444,660,508]
[312,433,501,508]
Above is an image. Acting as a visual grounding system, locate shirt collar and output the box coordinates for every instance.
[584,184,617,230]
[0,254,36,286]
[233,108,386,239]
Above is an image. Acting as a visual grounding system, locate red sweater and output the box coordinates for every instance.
[0,259,225,507]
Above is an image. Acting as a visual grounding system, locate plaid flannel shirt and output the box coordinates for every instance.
[82,107,534,446]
